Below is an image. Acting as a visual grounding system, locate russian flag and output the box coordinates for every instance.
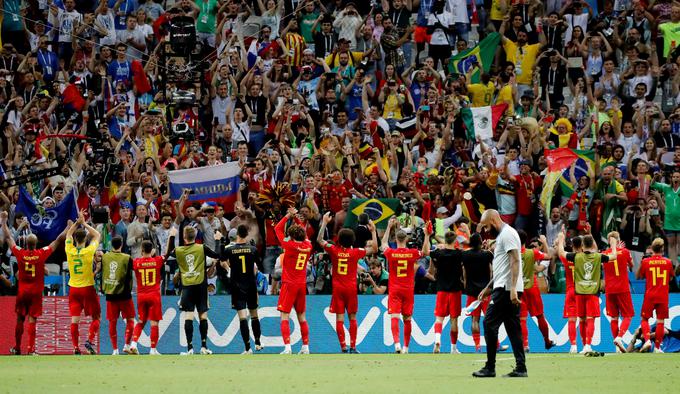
[168,162,241,212]
[247,39,259,70]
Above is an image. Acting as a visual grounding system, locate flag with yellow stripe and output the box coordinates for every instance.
[343,198,400,229]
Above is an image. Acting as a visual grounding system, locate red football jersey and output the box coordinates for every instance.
[640,256,674,301]
[275,217,312,285]
[602,247,633,294]
[561,256,574,292]
[133,256,164,296]
[325,244,366,291]
[11,245,53,294]
[384,247,421,289]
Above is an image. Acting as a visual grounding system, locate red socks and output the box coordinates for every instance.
[641,320,651,341]
[520,319,528,347]
[585,319,595,345]
[450,330,458,345]
[27,322,36,353]
[125,320,134,345]
[404,320,412,348]
[536,315,550,344]
[336,321,346,349]
[568,320,577,345]
[610,319,619,338]
[434,322,443,336]
[133,322,144,342]
[391,317,400,345]
[71,323,79,349]
[88,320,100,343]
[579,320,587,346]
[655,323,665,349]
[300,321,309,345]
[108,320,118,350]
[619,317,631,338]
[15,321,24,350]
[349,319,357,349]
[280,320,291,345]
[472,332,480,348]
[150,325,159,348]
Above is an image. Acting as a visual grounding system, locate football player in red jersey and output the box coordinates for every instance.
[602,232,635,353]
[637,238,675,353]
[2,212,65,355]
[318,212,377,353]
[561,235,582,353]
[129,240,165,355]
[381,217,424,354]
[275,208,313,355]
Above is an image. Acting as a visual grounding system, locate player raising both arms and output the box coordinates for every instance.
[561,235,582,353]
[637,238,675,353]
[517,231,555,352]
[276,207,313,355]
[318,212,377,353]
[602,232,635,353]
[221,225,264,354]
[65,210,102,355]
[101,236,135,355]
[129,240,166,355]
[2,212,65,355]
[381,217,423,354]
[462,233,493,352]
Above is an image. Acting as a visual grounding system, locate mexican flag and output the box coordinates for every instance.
[461,103,508,141]
[448,32,500,82]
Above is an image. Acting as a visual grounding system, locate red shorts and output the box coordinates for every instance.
[641,297,669,319]
[576,294,600,318]
[15,291,42,318]
[69,286,101,318]
[330,287,358,315]
[563,289,577,318]
[465,295,489,317]
[413,26,431,44]
[606,292,634,318]
[106,299,135,321]
[388,287,414,316]
[137,294,163,322]
[520,285,544,318]
[277,283,306,314]
[434,291,462,318]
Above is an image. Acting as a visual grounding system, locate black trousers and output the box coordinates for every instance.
[484,288,526,372]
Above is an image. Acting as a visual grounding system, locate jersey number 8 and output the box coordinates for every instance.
[296,253,308,270]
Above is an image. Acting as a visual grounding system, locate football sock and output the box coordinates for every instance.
[472,332,481,348]
[390,317,400,345]
[404,320,412,348]
[15,320,24,350]
[585,319,595,345]
[281,320,291,345]
[619,317,632,338]
[239,319,251,351]
[88,320,100,343]
[125,319,134,345]
[568,320,577,345]
[150,325,159,349]
[27,322,36,353]
[184,320,194,350]
[655,323,665,349]
[108,320,118,350]
[641,320,651,342]
[71,323,79,349]
[349,319,357,349]
[434,322,443,343]
[450,330,458,345]
[300,321,310,345]
[199,319,208,348]
[132,322,144,342]
[536,315,550,343]
[610,319,619,339]
[335,321,346,349]
[579,321,587,346]
[251,317,261,345]
[520,318,528,347]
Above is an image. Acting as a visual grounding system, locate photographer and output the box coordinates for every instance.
[360,259,388,295]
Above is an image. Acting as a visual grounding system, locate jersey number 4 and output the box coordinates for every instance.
[25,262,36,277]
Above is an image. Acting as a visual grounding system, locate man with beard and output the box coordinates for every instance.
[500,25,546,97]
[593,165,627,242]
[380,17,413,75]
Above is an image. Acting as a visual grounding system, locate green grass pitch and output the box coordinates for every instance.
[3,353,678,393]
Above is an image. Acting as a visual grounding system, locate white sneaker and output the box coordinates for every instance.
[112,349,119,356]
[149,348,162,355]
[128,346,139,355]
[640,340,652,353]
[280,345,292,355]
[241,349,253,355]
[450,346,461,354]
[200,347,213,355]
[394,343,402,354]
[180,349,194,356]
[122,344,131,354]
[654,347,664,353]
[569,345,578,354]
[401,346,409,354]
[433,342,441,354]
[298,345,310,354]
[255,344,264,351]
[614,337,626,353]
[579,345,592,354]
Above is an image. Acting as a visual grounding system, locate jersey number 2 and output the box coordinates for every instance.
[73,258,83,274]
[397,260,408,277]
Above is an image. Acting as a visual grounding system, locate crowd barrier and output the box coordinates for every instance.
[2,294,679,354]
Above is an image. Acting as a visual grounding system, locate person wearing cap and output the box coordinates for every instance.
[549,118,578,148]
[432,205,462,243]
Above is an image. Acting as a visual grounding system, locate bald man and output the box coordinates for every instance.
[472,210,527,378]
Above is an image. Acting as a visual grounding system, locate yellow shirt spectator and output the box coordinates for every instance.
[497,84,515,116]
[467,82,495,107]
[503,40,541,85]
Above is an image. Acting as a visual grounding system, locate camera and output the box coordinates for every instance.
[360,272,371,283]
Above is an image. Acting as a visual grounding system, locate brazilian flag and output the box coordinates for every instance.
[344,198,400,229]
[448,32,500,83]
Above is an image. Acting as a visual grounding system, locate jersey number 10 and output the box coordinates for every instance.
[140,268,157,286]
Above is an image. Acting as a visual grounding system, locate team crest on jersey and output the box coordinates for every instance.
[583,262,593,281]
[109,261,118,281]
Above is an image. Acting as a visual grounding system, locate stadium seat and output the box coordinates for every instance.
[44,275,63,296]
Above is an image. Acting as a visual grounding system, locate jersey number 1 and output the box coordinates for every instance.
[239,255,247,273]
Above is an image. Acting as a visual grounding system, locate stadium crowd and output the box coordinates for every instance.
[0,0,679,303]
